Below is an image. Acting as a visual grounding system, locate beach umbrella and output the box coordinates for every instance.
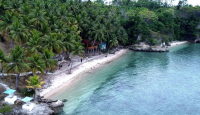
[21,97,33,103]
[3,89,16,95]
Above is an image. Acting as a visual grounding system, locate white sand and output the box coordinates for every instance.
[40,49,128,98]
[168,41,188,48]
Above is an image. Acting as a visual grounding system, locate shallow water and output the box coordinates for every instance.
[51,43,200,115]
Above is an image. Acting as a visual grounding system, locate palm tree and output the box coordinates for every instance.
[90,23,105,55]
[53,20,67,33]
[0,50,8,78]
[63,33,75,59]
[26,75,44,100]
[106,37,118,56]
[19,3,31,15]
[104,22,112,43]
[69,40,84,74]
[48,14,57,28]
[27,53,45,75]
[115,26,128,50]
[43,33,64,54]
[9,18,28,46]
[42,49,58,78]
[21,15,32,30]
[4,0,22,13]
[25,29,43,54]
[57,33,68,55]
[29,7,46,30]
[0,11,13,33]
[40,22,50,35]
[6,46,29,89]
[0,11,14,46]
[55,4,67,20]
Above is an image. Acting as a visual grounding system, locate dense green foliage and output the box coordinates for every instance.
[0,0,127,50]
[114,0,200,44]
[21,87,35,96]
[0,103,12,115]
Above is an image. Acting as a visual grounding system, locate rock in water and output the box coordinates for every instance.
[51,100,64,107]
[62,99,67,102]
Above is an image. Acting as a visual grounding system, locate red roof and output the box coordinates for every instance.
[82,39,98,47]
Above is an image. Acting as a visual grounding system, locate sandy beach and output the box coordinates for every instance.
[168,41,188,48]
[40,41,187,98]
[40,49,128,98]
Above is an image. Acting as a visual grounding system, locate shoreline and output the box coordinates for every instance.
[168,41,188,48]
[40,41,187,99]
[40,49,129,98]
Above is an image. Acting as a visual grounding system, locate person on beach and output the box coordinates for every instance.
[59,64,62,69]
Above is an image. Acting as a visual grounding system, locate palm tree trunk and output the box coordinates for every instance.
[0,62,3,78]
[62,51,64,59]
[69,59,73,74]
[11,39,14,49]
[32,70,35,76]
[45,70,48,76]
[43,70,48,80]
[67,50,70,59]
[99,47,101,55]
[34,88,37,101]
[37,21,39,31]
[86,43,89,54]
[92,40,96,56]
[15,74,20,90]
[117,44,119,51]
[98,43,101,55]
[1,69,4,79]
[67,50,71,66]
[106,47,111,57]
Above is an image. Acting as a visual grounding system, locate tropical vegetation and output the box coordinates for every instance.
[0,103,12,115]
[26,75,44,100]
[0,0,199,100]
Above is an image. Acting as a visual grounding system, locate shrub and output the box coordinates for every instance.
[21,88,35,96]
[0,103,12,115]
[149,38,158,46]
[163,35,169,44]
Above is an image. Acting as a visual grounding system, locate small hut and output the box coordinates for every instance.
[99,43,106,50]
[82,39,99,53]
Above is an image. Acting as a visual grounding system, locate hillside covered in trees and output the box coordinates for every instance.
[113,0,200,45]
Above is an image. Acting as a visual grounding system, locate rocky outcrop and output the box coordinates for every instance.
[50,104,64,115]
[50,100,64,108]
[129,47,169,52]
[36,96,66,114]
[11,103,54,115]
[11,101,65,115]
[7,96,67,115]
[0,83,67,115]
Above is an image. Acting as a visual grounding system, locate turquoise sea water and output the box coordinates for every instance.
[51,43,200,115]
